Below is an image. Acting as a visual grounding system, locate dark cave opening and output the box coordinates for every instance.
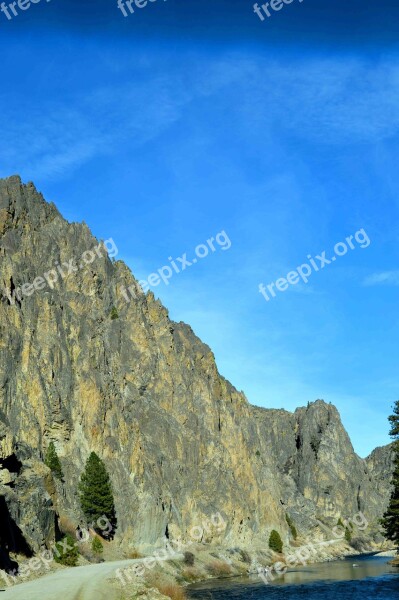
[0,496,32,574]
[0,454,22,475]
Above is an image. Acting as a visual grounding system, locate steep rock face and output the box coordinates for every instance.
[251,402,393,536]
[0,412,55,571]
[365,444,395,511]
[0,176,393,555]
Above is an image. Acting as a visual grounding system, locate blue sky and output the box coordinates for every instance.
[1,0,399,457]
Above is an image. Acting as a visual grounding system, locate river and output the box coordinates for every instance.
[188,555,398,599]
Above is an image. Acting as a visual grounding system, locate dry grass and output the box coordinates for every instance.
[156,583,187,600]
[58,515,77,537]
[126,548,143,559]
[181,566,202,582]
[207,559,232,577]
[230,562,248,576]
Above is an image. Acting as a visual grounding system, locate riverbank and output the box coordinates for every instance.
[113,538,384,599]
[187,555,399,600]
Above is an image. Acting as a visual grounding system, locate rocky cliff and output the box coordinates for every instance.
[0,176,393,566]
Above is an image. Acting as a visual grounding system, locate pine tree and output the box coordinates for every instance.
[382,400,399,550]
[79,452,116,538]
[53,534,79,567]
[268,529,283,553]
[45,441,64,480]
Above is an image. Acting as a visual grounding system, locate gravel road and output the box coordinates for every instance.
[0,559,138,600]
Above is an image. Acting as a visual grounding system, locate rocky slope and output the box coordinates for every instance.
[0,176,394,568]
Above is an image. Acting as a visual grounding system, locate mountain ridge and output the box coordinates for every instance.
[0,175,393,569]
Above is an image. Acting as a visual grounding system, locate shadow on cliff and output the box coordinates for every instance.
[0,496,32,574]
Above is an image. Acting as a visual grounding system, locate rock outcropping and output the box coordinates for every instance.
[0,176,393,562]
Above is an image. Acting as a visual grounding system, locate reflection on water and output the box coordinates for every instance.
[188,556,399,600]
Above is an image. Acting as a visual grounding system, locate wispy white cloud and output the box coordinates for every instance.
[2,51,399,181]
[363,271,399,286]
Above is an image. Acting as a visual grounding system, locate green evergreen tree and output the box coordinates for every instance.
[79,452,116,538]
[381,400,399,549]
[91,536,104,554]
[286,514,298,540]
[269,529,283,553]
[45,441,64,480]
[53,534,79,566]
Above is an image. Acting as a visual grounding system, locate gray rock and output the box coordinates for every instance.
[0,176,393,558]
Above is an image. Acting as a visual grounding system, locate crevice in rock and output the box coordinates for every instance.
[4,277,21,309]
[0,496,33,573]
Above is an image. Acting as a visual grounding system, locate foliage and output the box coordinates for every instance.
[345,527,352,543]
[79,452,116,538]
[381,400,399,549]
[53,534,79,566]
[183,551,195,566]
[239,549,251,563]
[110,306,119,320]
[286,514,298,540]
[91,536,104,554]
[336,517,352,543]
[268,529,283,553]
[45,441,64,480]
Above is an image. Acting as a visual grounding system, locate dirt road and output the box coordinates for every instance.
[0,559,137,600]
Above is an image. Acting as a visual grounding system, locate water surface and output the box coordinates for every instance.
[188,555,398,600]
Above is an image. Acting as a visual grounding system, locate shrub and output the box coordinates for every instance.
[110,306,119,320]
[350,535,368,552]
[182,567,202,582]
[91,536,103,554]
[345,527,352,543]
[269,530,283,553]
[183,551,195,566]
[207,559,232,577]
[126,548,142,559]
[239,549,251,564]
[156,584,186,600]
[54,534,79,566]
[336,517,352,543]
[45,441,64,480]
[286,514,298,540]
